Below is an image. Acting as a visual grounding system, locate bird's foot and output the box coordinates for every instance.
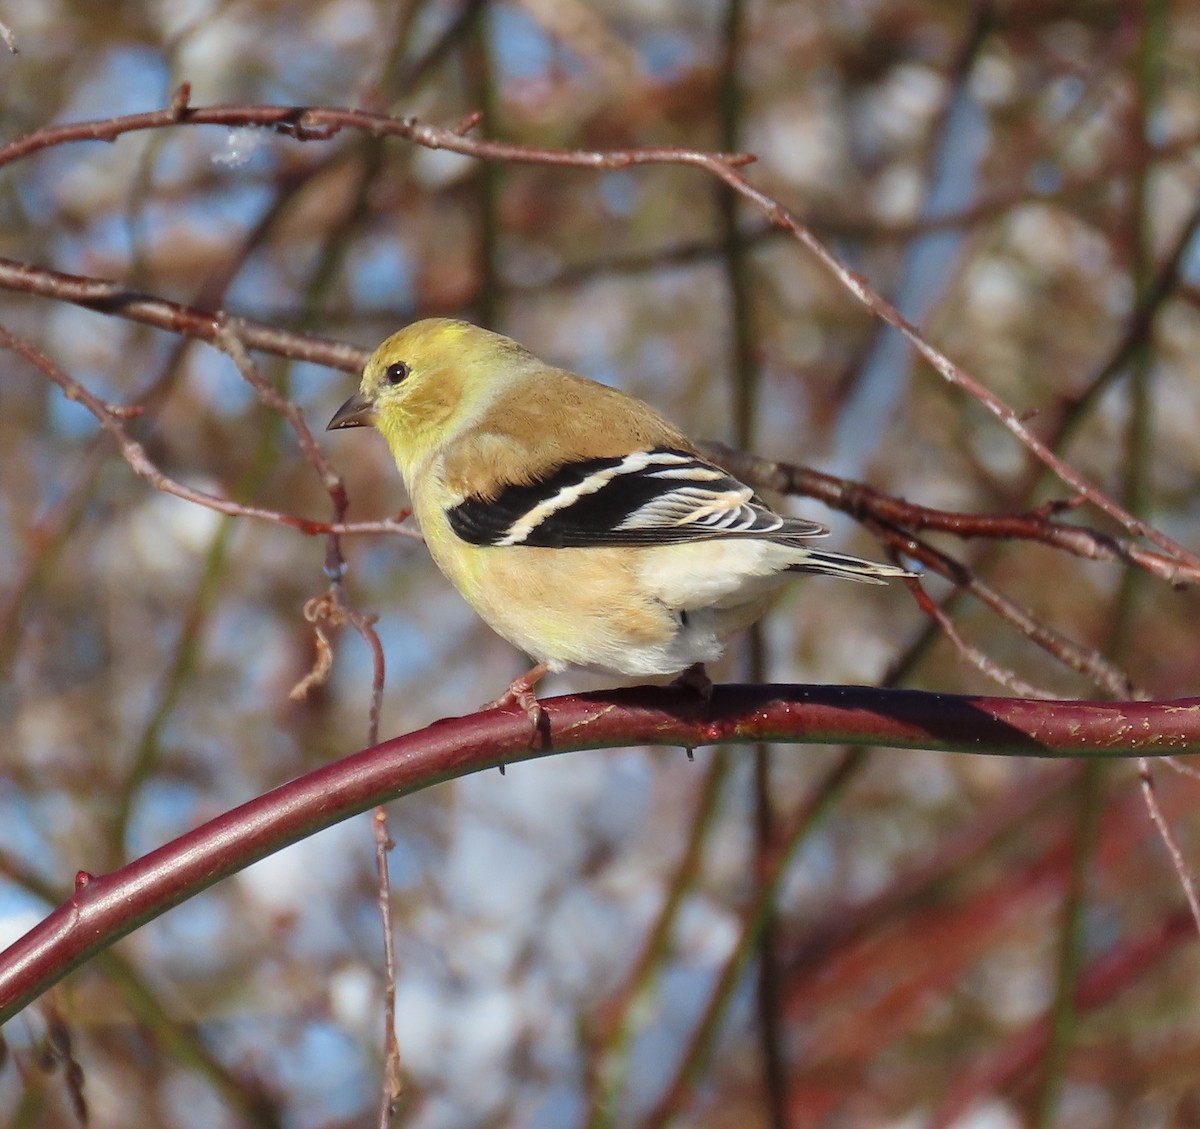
[672,662,714,703]
[484,662,552,756]
[672,663,713,762]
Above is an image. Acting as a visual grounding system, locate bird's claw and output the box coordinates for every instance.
[672,663,713,763]
[484,662,551,753]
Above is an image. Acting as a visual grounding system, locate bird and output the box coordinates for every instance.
[327,318,911,727]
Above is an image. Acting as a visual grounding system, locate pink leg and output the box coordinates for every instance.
[484,662,551,747]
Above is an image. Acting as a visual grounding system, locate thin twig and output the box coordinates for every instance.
[210,326,402,1122]
[0,439,109,672]
[0,94,1193,569]
[0,255,368,373]
[1137,757,1200,934]
[874,518,1139,699]
[700,162,1200,571]
[904,577,1057,699]
[0,323,417,540]
[0,95,756,170]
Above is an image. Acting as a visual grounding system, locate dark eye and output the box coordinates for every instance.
[385,361,410,386]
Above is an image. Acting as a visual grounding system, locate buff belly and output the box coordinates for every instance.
[425,529,788,677]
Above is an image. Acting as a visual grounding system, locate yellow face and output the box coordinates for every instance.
[327,318,505,475]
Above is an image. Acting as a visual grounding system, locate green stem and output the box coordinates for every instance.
[1032,762,1104,1127]
[584,752,732,1129]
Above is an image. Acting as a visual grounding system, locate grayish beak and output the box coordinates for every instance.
[327,390,377,430]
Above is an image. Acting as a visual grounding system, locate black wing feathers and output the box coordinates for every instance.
[446,447,828,549]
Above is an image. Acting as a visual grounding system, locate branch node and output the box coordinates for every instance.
[170,83,192,119]
[274,109,339,142]
[452,110,484,136]
[1030,495,1086,520]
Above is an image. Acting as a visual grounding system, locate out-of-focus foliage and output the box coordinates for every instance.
[3,1,1200,1127]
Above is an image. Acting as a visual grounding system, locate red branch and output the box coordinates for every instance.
[702,442,1200,588]
[1,683,1198,1024]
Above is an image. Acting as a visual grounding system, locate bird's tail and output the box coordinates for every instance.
[786,548,915,585]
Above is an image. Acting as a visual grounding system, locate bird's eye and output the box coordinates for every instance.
[384,361,410,386]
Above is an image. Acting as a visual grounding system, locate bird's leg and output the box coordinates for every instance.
[672,662,714,703]
[671,663,713,760]
[484,662,551,752]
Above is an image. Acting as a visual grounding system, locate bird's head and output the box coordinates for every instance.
[327,318,531,476]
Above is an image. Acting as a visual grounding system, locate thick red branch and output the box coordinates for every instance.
[1,683,1198,1024]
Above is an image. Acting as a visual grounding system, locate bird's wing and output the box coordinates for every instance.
[446,448,829,548]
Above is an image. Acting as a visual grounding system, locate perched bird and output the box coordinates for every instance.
[328,318,910,720]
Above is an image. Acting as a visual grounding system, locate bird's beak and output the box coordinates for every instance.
[327,390,377,430]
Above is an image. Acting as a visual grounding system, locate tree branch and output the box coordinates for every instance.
[0,255,368,373]
[2,95,1196,571]
[1,683,1198,1024]
[701,442,1200,588]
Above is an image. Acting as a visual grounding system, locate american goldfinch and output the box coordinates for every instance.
[328,318,910,717]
